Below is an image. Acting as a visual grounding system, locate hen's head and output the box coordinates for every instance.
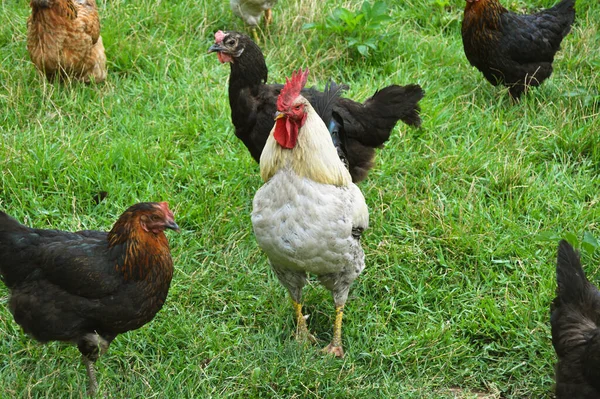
[208,30,246,63]
[273,69,309,149]
[117,202,179,236]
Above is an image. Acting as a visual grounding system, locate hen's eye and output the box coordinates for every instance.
[151,215,160,221]
[226,39,235,46]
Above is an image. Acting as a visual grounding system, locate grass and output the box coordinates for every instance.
[0,0,599,397]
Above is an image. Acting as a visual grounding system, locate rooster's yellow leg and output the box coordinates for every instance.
[264,8,273,25]
[292,300,316,344]
[322,305,345,358]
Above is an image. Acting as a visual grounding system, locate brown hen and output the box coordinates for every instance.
[27,0,107,83]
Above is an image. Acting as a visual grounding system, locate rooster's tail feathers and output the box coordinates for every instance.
[366,84,425,128]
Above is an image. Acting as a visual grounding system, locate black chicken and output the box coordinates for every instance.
[551,240,600,398]
[461,0,576,99]
[208,30,424,183]
[0,202,179,395]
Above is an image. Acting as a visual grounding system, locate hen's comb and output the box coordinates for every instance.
[215,30,226,44]
[277,69,309,111]
[158,201,173,216]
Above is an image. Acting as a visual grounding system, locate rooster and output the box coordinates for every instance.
[230,0,277,42]
[0,202,179,395]
[27,0,107,83]
[551,240,600,398]
[208,30,424,183]
[461,0,575,99]
[252,69,369,358]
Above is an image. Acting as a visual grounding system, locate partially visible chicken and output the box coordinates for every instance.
[208,30,424,183]
[551,240,600,398]
[230,0,277,41]
[252,69,369,358]
[461,0,575,99]
[0,202,179,395]
[27,0,107,83]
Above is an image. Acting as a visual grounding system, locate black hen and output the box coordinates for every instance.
[461,0,576,99]
[0,202,179,395]
[551,240,600,398]
[208,30,424,183]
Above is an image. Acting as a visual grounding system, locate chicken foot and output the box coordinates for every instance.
[322,305,345,358]
[292,300,317,344]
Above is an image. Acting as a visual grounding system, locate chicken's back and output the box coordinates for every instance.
[27,0,107,82]
[0,211,111,288]
[551,240,600,398]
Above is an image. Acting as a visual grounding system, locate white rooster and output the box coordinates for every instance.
[252,69,369,357]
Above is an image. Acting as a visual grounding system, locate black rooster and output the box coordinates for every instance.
[208,30,424,183]
[551,240,600,398]
[461,0,576,99]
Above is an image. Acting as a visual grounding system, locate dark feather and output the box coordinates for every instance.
[461,0,575,99]
[551,240,600,398]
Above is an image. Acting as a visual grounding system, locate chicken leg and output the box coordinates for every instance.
[322,305,345,358]
[293,300,317,344]
[77,333,112,396]
[83,356,99,396]
[264,8,273,25]
[251,27,260,43]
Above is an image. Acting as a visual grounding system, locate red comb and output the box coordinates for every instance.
[215,30,226,43]
[277,69,309,111]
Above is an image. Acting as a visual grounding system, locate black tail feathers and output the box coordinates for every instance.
[556,240,588,305]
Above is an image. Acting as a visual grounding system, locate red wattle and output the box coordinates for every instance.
[273,117,298,149]
[217,52,233,64]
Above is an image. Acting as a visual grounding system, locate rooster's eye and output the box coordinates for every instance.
[294,105,302,111]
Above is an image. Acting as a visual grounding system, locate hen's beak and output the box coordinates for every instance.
[274,111,285,121]
[165,220,180,232]
[207,43,224,54]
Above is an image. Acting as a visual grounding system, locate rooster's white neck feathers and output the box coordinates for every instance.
[259,98,352,187]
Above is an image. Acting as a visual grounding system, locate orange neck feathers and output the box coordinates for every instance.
[108,208,173,282]
[463,0,506,31]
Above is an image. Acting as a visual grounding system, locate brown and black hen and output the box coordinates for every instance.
[461,0,575,99]
[551,240,600,399]
[0,202,179,395]
[208,30,424,183]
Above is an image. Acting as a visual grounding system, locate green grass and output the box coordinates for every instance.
[1,0,599,397]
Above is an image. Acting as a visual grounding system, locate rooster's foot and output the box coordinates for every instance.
[295,327,317,344]
[322,343,344,358]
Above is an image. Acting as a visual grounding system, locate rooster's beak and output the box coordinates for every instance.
[274,111,285,121]
[208,43,224,53]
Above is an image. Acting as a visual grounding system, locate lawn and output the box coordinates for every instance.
[0,0,599,397]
